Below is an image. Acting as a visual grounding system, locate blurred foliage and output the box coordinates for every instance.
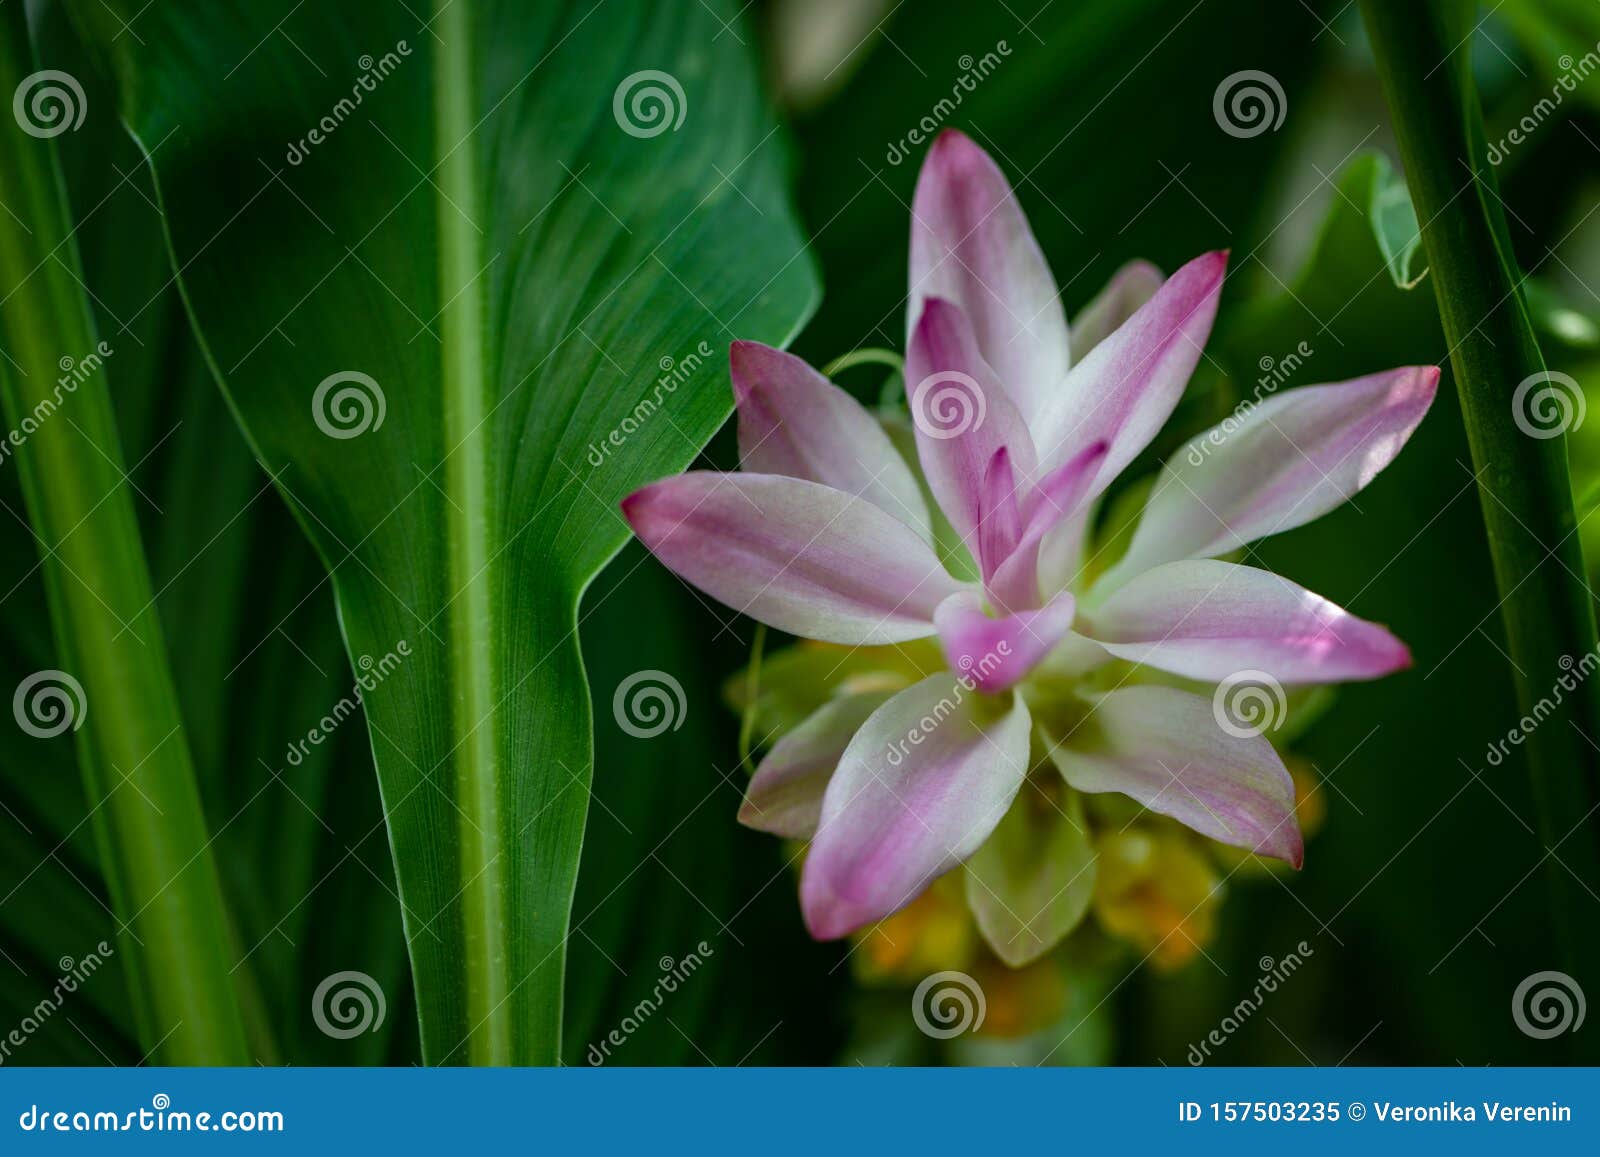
[0,15,408,1064]
[569,542,845,1065]
[4,0,1599,1066]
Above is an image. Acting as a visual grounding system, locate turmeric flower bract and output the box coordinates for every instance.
[623,129,1435,961]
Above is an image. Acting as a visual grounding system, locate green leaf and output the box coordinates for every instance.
[1370,153,1428,289]
[0,5,249,1064]
[78,0,816,1063]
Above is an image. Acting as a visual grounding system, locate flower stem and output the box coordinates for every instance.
[821,348,904,378]
[737,623,768,774]
[1363,0,1600,1046]
[433,0,512,1065]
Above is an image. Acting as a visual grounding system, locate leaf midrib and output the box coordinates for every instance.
[433,0,509,1065]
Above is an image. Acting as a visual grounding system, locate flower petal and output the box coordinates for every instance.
[731,341,932,540]
[1032,250,1227,486]
[964,784,1096,967]
[1111,366,1440,579]
[933,590,1076,693]
[908,129,1069,425]
[1049,685,1302,865]
[977,447,1024,589]
[1069,259,1165,358]
[800,673,1032,939]
[1035,508,1095,601]
[990,440,1108,609]
[738,690,892,840]
[622,472,967,644]
[1083,558,1410,683]
[905,298,1039,548]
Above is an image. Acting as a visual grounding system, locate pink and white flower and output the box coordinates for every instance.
[623,129,1436,960]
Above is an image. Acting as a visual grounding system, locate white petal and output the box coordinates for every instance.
[1047,685,1302,864]
[1111,366,1440,579]
[1083,558,1410,684]
[800,674,1032,938]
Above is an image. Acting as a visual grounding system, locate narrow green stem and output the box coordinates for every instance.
[737,623,768,774]
[434,0,510,1065]
[1364,0,1600,1048]
[0,11,249,1063]
[821,348,904,378]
